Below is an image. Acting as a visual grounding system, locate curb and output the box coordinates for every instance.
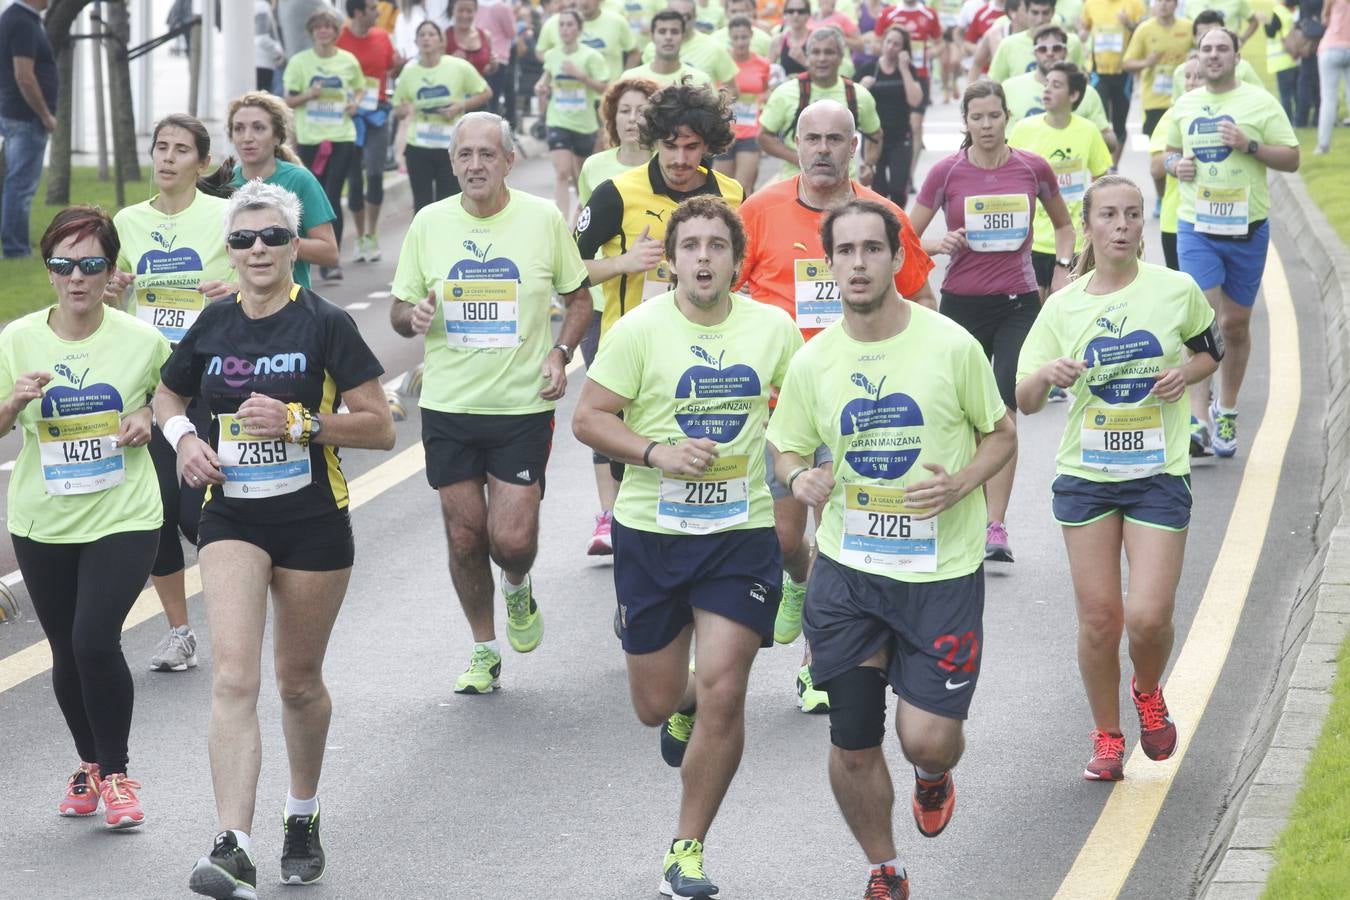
[1198,171,1350,899]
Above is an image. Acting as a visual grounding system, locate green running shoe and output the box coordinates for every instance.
[661,708,696,767]
[796,664,830,713]
[660,839,719,899]
[454,644,502,694]
[774,573,805,644]
[502,573,543,653]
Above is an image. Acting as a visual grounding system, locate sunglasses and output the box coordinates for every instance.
[226,226,295,250]
[1035,42,1067,52]
[46,256,110,276]
[785,7,809,13]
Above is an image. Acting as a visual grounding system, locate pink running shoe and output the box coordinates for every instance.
[58,762,101,817]
[100,773,145,830]
[1131,677,1179,761]
[1084,730,1126,781]
[588,510,614,556]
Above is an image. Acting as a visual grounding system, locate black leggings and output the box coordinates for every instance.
[298,141,356,249]
[1161,229,1178,272]
[14,529,159,775]
[871,133,914,208]
[940,290,1041,411]
[405,144,460,212]
[1095,73,1130,148]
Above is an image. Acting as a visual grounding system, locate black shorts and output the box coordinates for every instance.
[715,136,761,160]
[612,519,783,654]
[198,505,355,571]
[547,126,596,157]
[804,554,985,720]
[939,290,1041,410]
[1052,472,1192,531]
[915,74,932,113]
[1030,251,1071,290]
[422,408,554,494]
[1142,107,1166,137]
[1161,229,1178,271]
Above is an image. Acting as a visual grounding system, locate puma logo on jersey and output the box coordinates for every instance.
[645,209,666,221]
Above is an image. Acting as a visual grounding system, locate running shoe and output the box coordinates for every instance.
[319,265,344,282]
[363,234,381,263]
[503,573,544,652]
[280,806,326,885]
[58,761,101,817]
[588,510,614,556]
[796,665,830,714]
[984,521,1013,563]
[864,864,910,900]
[1131,677,1178,761]
[1189,415,1213,457]
[1210,398,1238,458]
[352,236,367,262]
[774,573,806,644]
[1048,385,1068,403]
[150,624,198,672]
[190,831,258,900]
[661,708,696,767]
[100,773,144,829]
[1083,729,1126,781]
[660,839,719,899]
[454,644,502,694]
[911,769,956,837]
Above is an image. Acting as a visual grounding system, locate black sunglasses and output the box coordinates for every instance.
[785,7,809,12]
[46,256,110,276]
[226,227,295,250]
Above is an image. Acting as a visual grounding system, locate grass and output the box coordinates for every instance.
[0,167,153,323]
[1261,130,1350,899]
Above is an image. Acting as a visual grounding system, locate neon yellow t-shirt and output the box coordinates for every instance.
[544,45,609,133]
[113,190,233,343]
[759,77,882,178]
[538,9,637,79]
[712,25,773,57]
[1008,113,1113,254]
[1122,16,1193,109]
[577,147,648,312]
[1148,106,1181,233]
[392,189,589,415]
[1017,263,1215,482]
[1166,81,1298,226]
[987,30,1087,82]
[1191,0,1254,28]
[1082,0,1145,74]
[766,306,1007,583]
[1002,72,1111,132]
[618,61,715,87]
[282,47,366,145]
[605,0,659,48]
[588,292,802,535]
[392,56,489,150]
[1170,57,1262,102]
[695,0,728,33]
[0,308,170,543]
[640,30,739,82]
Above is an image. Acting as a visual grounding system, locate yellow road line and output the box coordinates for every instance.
[0,443,428,696]
[1054,246,1301,898]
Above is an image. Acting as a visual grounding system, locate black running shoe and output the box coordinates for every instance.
[189,831,258,899]
[280,807,326,885]
[660,708,696,767]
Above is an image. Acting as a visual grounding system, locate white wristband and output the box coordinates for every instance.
[162,415,197,452]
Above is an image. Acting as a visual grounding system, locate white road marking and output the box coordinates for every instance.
[346,301,372,311]
[367,290,392,299]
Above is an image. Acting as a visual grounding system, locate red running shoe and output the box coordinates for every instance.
[911,769,956,837]
[1084,730,1126,781]
[58,762,101,817]
[100,773,144,830]
[1131,677,1178,761]
[865,864,910,899]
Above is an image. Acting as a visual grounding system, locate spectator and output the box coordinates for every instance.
[1298,0,1324,125]
[255,0,287,92]
[0,0,58,259]
[1318,0,1350,152]
[393,0,435,58]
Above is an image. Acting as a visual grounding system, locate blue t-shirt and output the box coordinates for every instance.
[0,3,58,123]
[229,159,337,289]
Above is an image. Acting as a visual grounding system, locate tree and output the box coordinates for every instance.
[102,0,143,205]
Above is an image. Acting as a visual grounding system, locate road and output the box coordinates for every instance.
[0,101,1325,900]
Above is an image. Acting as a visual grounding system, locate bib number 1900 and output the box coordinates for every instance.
[461,301,499,321]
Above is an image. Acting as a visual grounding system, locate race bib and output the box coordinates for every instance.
[964,194,1031,251]
[1151,68,1173,97]
[307,86,348,123]
[216,413,311,498]
[1094,29,1124,54]
[38,410,124,496]
[1080,405,1165,476]
[414,114,453,148]
[1051,158,1089,204]
[643,260,673,301]
[359,76,380,112]
[911,45,927,70]
[793,259,842,328]
[135,286,204,343]
[441,279,521,348]
[656,455,750,533]
[1195,185,1249,236]
[733,99,759,128]
[840,483,937,573]
[553,82,587,110]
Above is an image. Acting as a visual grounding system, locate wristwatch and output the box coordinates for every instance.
[551,342,574,363]
[308,411,323,443]
[1246,139,1259,155]
[1055,256,1073,269]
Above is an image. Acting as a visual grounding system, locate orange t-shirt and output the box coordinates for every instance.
[736,176,934,341]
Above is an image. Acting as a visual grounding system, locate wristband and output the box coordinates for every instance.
[643,440,659,467]
[786,465,809,492]
[1164,152,1181,176]
[162,415,197,452]
[285,403,314,447]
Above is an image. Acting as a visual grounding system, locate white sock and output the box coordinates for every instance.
[871,857,902,875]
[502,572,526,591]
[229,829,252,856]
[285,793,319,817]
[915,766,946,781]
[476,639,501,655]
[1217,403,1237,416]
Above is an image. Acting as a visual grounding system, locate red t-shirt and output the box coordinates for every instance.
[964,3,1006,44]
[874,3,943,77]
[446,26,494,75]
[732,55,772,139]
[336,25,398,101]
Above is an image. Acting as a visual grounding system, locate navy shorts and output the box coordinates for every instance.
[714,136,761,160]
[804,554,985,720]
[612,519,783,654]
[422,409,553,494]
[1177,219,1269,307]
[1052,472,1192,531]
[547,126,596,157]
[198,506,355,571]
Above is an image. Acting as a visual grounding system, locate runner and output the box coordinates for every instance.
[857,26,924,207]
[536,8,610,214]
[161,180,394,898]
[1002,23,1118,156]
[987,0,1087,80]
[714,14,773,195]
[392,19,493,211]
[767,198,1015,900]
[1148,55,1202,268]
[1194,0,1260,44]
[971,0,1020,81]
[1266,0,1299,123]
[1014,175,1223,781]
[872,0,944,193]
[338,0,401,265]
[620,9,717,87]
[577,76,660,556]
[226,91,340,289]
[1122,0,1192,210]
[908,80,1074,564]
[3,207,169,831]
[1164,26,1298,457]
[535,0,637,80]
[390,112,592,694]
[572,195,802,900]
[712,0,774,56]
[812,0,866,51]
[739,99,936,712]
[637,0,739,89]
[283,6,366,282]
[106,114,235,674]
[772,0,816,76]
[1079,0,1144,168]
[1168,11,1266,102]
[695,0,728,33]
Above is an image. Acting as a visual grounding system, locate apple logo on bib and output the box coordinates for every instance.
[1187,111,1235,164]
[674,345,759,441]
[41,363,123,417]
[1083,315,1163,404]
[449,239,522,282]
[840,372,923,479]
[137,230,204,277]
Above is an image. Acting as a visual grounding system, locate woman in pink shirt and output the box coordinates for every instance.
[1316,0,1350,152]
[714,15,772,194]
[907,80,1075,565]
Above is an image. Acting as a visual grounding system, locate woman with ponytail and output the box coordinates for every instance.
[1014,175,1223,783]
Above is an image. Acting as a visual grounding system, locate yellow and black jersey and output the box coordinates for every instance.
[159,284,385,521]
[574,157,745,337]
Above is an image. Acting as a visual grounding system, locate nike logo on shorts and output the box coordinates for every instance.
[945,679,971,691]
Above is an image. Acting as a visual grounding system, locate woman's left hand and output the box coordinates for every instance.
[235,392,289,438]
[115,406,153,448]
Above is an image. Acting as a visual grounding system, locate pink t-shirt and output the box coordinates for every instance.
[916,147,1058,296]
[1322,0,1350,53]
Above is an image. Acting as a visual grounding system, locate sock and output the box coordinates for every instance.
[1217,404,1237,416]
[871,857,903,876]
[502,572,526,591]
[915,766,946,782]
[285,793,319,817]
[476,639,501,656]
[229,829,252,856]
